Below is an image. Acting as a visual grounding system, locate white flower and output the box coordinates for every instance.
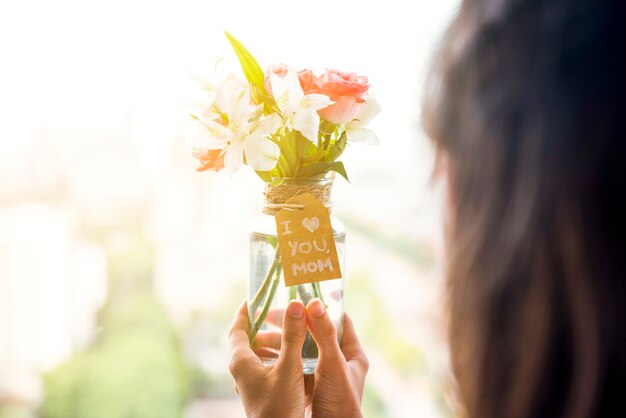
[192,89,282,174]
[345,96,381,145]
[270,68,333,143]
[197,73,248,121]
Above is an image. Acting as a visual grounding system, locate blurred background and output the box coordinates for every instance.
[0,0,459,416]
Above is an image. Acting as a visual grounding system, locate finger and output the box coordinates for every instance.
[276,300,307,369]
[228,300,252,349]
[341,313,369,371]
[253,347,280,359]
[228,301,262,377]
[304,374,315,406]
[253,331,282,351]
[305,298,342,362]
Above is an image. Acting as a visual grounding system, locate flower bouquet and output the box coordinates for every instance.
[189,33,379,373]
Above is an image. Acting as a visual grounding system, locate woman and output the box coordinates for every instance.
[229,0,626,416]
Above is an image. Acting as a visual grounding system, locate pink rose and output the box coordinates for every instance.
[264,65,323,97]
[297,69,322,94]
[264,63,289,94]
[318,69,370,124]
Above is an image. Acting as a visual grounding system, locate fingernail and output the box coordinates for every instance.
[286,301,304,319]
[308,299,325,318]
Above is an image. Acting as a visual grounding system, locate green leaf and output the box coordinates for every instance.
[295,133,312,158]
[276,131,300,177]
[326,131,348,162]
[319,120,337,136]
[224,32,266,90]
[329,161,349,182]
[255,170,273,183]
[299,134,326,163]
[302,149,326,164]
[298,161,350,182]
[256,169,285,185]
[251,84,277,114]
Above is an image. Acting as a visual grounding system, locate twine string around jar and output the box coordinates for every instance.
[263,179,333,216]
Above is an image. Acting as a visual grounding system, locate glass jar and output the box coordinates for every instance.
[248,176,345,374]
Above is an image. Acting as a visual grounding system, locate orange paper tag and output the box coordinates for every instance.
[275,193,342,287]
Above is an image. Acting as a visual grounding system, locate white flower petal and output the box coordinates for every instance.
[270,73,290,114]
[200,105,220,121]
[285,68,304,109]
[190,73,217,96]
[294,109,320,143]
[346,127,380,145]
[248,104,264,124]
[224,142,244,176]
[301,93,333,111]
[349,96,381,129]
[243,135,280,171]
[187,118,231,149]
[231,89,255,128]
[252,113,283,137]
[213,75,247,115]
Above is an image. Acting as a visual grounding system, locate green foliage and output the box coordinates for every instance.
[326,131,347,162]
[39,239,192,418]
[301,148,326,164]
[265,129,349,182]
[40,334,189,418]
[298,161,349,182]
[224,32,265,90]
[224,32,275,113]
[0,404,32,418]
[275,130,302,178]
[100,293,177,341]
[361,383,387,418]
[39,294,191,418]
[254,169,275,184]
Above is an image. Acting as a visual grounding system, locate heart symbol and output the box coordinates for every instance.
[302,217,320,233]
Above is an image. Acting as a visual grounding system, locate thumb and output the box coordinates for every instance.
[276,300,307,369]
[305,298,343,362]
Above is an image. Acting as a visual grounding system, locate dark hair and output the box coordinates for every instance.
[423,0,625,417]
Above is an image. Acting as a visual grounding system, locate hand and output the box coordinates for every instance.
[305,299,369,418]
[229,300,308,418]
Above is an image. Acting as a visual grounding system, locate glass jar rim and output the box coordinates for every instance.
[262,173,334,215]
[268,172,335,186]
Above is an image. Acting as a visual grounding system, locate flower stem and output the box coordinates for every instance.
[249,245,280,321]
[322,134,332,151]
[249,260,281,344]
[296,285,314,305]
[297,284,321,359]
[311,281,321,300]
